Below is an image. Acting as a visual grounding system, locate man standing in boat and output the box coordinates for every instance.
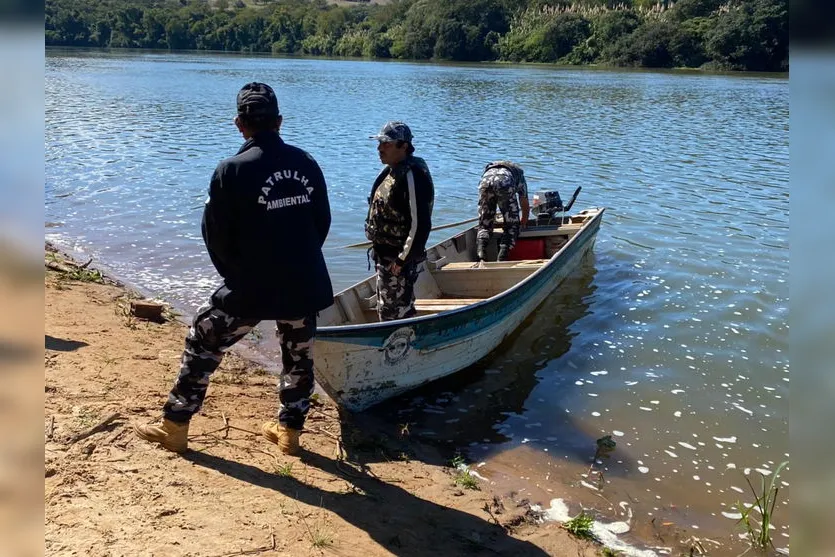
[365,121,435,321]
[475,160,530,262]
[135,82,333,456]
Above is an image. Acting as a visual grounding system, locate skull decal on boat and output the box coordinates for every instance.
[382,327,415,366]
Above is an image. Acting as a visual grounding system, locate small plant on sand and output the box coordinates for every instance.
[100,355,120,369]
[600,547,622,556]
[75,406,100,429]
[295,498,334,549]
[734,460,788,551]
[453,468,480,490]
[46,253,105,284]
[310,527,333,549]
[67,267,104,283]
[449,453,480,490]
[274,462,294,477]
[115,302,138,330]
[161,305,180,322]
[449,453,466,468]
[563,509,597,542]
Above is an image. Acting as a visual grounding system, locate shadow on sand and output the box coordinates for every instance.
[185,449,550,557]
[45,334,89,352]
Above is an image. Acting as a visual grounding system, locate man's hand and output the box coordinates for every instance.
[389,261,402,276]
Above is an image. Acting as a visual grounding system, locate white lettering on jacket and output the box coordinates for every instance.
[259,170,312,207]
[265,194,311,210]
[264,170,309,187]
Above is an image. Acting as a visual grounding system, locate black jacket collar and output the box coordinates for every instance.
[237,131,283,155]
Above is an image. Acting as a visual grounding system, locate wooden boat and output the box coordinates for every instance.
[314,206,605,411]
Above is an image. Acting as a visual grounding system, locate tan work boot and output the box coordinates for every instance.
[262,421,301,455]
[134,418,189,453]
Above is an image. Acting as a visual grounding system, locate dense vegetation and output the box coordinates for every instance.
[45,0,788,71]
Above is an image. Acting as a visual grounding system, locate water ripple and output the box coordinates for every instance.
[46,51,788,548]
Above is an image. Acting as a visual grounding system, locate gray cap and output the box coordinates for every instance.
[237,82,279,118]
[370,121,413,143]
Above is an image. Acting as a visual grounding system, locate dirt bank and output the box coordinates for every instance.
[44,246,607,557]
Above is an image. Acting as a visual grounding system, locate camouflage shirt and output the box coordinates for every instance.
[484,160,528,199]
[365,155,435,265]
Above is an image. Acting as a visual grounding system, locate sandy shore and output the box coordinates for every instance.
[43,245,610,557]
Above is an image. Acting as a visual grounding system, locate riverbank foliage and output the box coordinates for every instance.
[45,0,787,71]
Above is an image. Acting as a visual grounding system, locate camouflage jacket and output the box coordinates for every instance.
[484,160,528,198]
[365,156,434,265]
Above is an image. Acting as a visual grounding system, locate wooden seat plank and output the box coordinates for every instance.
[414,298,484,312]
[414,298,484,305]
[440,259,548,271]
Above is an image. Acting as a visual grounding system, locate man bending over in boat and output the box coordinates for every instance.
[365,121,435,321]
[135,82,333,456]
[475,161,530,262]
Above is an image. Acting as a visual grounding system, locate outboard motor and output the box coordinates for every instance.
[532,186,582,224]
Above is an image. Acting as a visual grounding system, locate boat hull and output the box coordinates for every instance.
[315,208,603,411]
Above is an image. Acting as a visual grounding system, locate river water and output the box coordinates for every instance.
[46,49,789,555]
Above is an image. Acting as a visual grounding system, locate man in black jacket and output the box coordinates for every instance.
[365,121,434,321]
[135,82,333,456]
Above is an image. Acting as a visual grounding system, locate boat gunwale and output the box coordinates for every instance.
[317,207,605,335]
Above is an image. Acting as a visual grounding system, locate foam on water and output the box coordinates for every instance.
[533,499,666,557]
[46,53,789,551]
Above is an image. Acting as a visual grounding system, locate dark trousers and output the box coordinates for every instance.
[163,300,316,430]
[476,172,522,255]
[374,255,419,321]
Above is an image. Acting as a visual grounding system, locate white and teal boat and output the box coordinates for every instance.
[315,205,605,411]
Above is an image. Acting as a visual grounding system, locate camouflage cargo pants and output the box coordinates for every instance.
[476,168,522,257]
[375,257,419,321]
[163,302,316,430]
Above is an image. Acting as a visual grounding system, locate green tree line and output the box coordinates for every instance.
[45,0,788,71]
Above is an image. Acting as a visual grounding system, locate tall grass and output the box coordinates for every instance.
[735,460,789,551]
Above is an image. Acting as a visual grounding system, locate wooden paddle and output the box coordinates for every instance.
[341,216,479,249]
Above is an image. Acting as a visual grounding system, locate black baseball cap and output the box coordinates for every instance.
[236,82,279,118]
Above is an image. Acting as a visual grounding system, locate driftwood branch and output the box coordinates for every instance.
[46,260,73,273]
[46,256,93,273]
[69,412,121,444]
